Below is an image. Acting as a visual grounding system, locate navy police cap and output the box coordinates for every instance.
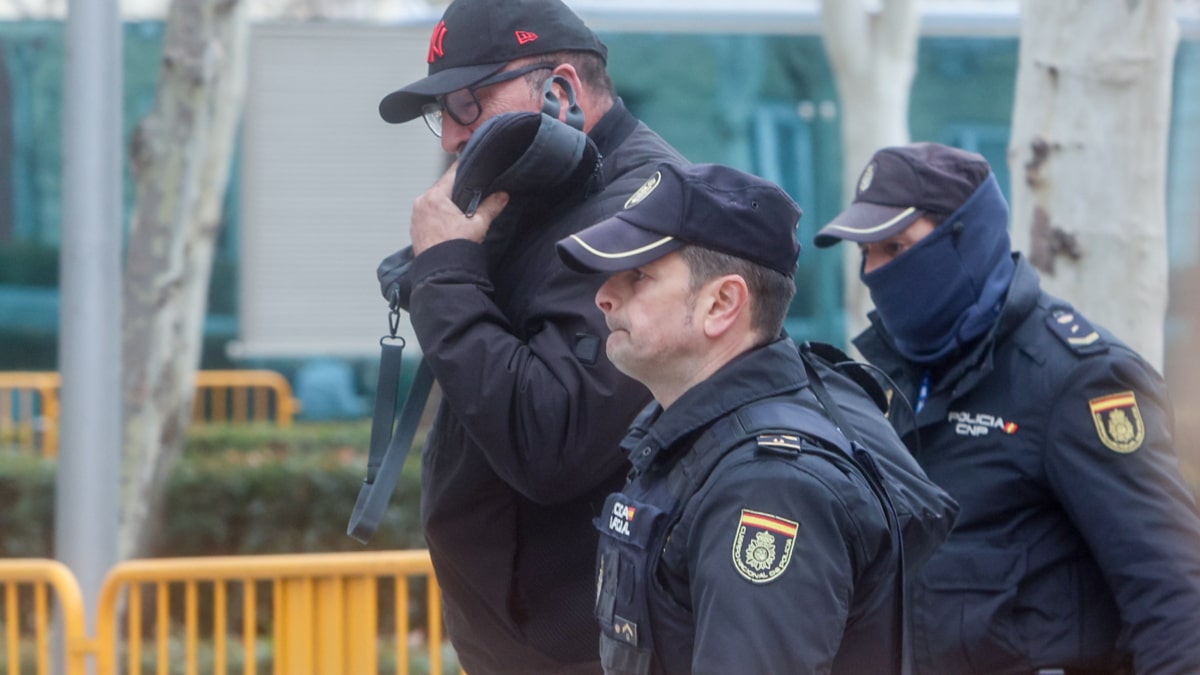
[557,163,803,278]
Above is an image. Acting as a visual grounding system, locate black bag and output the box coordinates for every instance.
[451,75,600,216]
[793,341,959,571]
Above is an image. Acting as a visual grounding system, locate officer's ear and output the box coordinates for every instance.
[700,274,750,339]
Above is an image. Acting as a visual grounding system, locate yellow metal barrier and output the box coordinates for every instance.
[192,370,300,428]
[94,550,448,675]
[0,370,300,456]
[0,559,90,675]
[0,372,60,457]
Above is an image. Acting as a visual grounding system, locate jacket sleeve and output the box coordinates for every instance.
[676,455,890,675]
[406,237,650,504]
[1044,351,1200,675]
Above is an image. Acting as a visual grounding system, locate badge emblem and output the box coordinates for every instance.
[1088,391,1145,453]
[858,162,876,194]
[731,509,798,583]
[624,171,661,209]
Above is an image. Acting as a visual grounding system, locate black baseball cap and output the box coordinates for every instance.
[556,163,803,278]
[813,142,992,248]
[378,0,608,124]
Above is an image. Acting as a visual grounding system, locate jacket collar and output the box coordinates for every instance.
[621,338,808,473]
[587,97,638,159]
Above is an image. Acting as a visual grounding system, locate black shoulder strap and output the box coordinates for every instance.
[796,341,886,435]
[346,346,434,543]
[664,397,852,503]
[346,295,435,543]
[797,346,914,675]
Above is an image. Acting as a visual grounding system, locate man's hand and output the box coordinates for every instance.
[411,161,509,255]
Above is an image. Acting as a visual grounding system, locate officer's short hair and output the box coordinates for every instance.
[680,245,795,341]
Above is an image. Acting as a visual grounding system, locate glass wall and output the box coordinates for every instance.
[0,24,1196,377]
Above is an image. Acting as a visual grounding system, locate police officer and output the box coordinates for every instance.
[814,142,1200,674]
[556,162,955,675]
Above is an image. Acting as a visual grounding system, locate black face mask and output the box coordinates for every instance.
[451,75,601,216]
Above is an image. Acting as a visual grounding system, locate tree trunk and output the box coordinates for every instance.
[1009,0,1177,369]
[121,0,249,560]
[820,0,919,346]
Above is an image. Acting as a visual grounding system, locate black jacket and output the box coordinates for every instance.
[856,254,1200,675]
[594,338,942,675]
[378,100,687,675]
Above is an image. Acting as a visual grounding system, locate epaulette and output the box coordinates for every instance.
[1046,308,1107,355]
[755,433,803,457]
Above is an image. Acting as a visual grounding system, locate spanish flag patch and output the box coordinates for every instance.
[1088,391,1145,454]
[731,509,798,583]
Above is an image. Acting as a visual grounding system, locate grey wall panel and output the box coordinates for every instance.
[236,21,441,358]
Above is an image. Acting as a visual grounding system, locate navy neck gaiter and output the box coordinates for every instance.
[861,173,1016,364]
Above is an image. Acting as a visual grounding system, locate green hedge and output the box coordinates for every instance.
[0,421,426,558]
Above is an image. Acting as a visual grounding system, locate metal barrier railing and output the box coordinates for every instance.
[93,550,447,675]
[0,372,60,457]
[0,558,90,675]
[0,370,301,456]
[192,370,300,428]
[0,550,451,667]
[0,551,451,674]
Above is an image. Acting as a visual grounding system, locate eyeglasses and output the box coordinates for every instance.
[421,64,554,137]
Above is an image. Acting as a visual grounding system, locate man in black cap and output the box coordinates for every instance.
[557,162,955,674]
[371,0,685,672]
[814,141,1200,674]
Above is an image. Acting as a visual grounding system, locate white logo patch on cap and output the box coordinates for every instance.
[624,170,661,209]
[858,162,876,194]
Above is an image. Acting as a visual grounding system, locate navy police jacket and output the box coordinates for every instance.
[856,254,1200,675]
[377,100,687,675]
[594,337,943,675]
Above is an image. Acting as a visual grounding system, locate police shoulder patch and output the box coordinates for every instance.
[1088,391,1145,453]
[755,433,802,456]
[1047,308,1107,355]
[731,509,799,583]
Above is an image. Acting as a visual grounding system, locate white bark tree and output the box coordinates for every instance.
[1009,0,1178,369]
[121,0,249,560]
[819,0,920,345]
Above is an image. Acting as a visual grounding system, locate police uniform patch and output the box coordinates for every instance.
[1088,391,1145,453]
[858,162,876,194]
[731,509,798,583]
[624,171,661,209]
[1047,309,1105,355]
[755,433,802,454]
[612,615,638,646]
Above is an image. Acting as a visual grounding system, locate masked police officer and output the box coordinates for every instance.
[557,163,956,675]
[814,142,1200,674]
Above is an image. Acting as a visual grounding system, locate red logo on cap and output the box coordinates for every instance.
[428,21,447,63]
[514,30,538,45]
